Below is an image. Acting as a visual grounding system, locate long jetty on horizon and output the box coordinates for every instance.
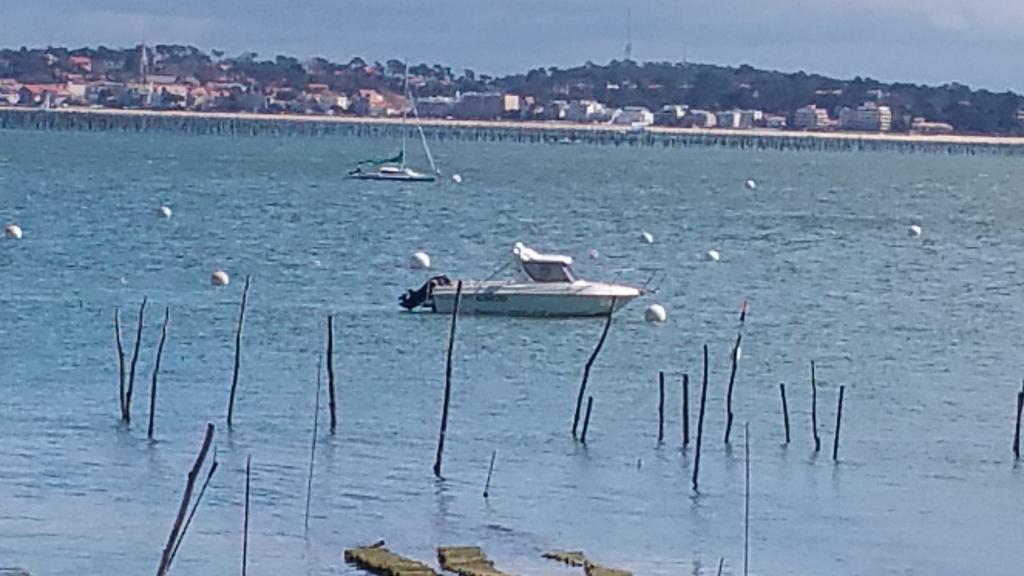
[3,106,1024,155]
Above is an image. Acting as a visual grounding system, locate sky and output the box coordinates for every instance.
[3,0,1024,92]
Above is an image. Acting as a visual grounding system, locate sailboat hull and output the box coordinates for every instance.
[348,172,436,182]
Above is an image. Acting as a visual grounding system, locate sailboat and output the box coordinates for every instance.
[348,64,439,183]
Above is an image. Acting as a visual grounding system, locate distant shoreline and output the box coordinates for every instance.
[4,105,1024,151]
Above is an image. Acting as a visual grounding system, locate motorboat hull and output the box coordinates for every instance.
[428,282,640,317]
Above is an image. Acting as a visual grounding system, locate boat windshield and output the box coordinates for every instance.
[523,261,575,283]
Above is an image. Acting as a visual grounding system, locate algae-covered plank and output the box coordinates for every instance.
[344,544,438,576]
[542,550,587,567]
[438,545,515,576]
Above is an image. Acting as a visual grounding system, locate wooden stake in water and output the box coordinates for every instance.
[126,297,148,423]
[724,333,742,444]
[483,450,497,498]
[156,423,215,576]
[682,373,690,446]
[1015,387,1024,460]
[833,385,845,461]
[434,280,463,478]
[242,454,251,576]
[572,298,616,439]
[226,276,251,428]
[326,314,337,434]
[169,448,219,565]
[716,558,724,576]
[692,345,710,491]
[581,396,594,444]
[148,307,170,440]
[657,371,665,444]
[744,422,751,576]
[304,357,322,532]
[114,307,126,420]
[811,361,821,452]
[779,383,790,445]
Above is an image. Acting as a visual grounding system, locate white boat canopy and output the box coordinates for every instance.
[513,242,573,266]
[513,242,576,283]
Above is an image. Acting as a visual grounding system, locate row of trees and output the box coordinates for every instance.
[1,45,1022,134]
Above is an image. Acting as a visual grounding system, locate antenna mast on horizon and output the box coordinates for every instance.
[624,8,633,61]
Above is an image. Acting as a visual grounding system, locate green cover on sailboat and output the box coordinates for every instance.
[354,150,403,167]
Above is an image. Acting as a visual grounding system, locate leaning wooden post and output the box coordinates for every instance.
[572,297,616,439]
[242,454,251,576]
[779,383,790,444]
[156,423,215,576]
[148,307,170,440]
[580,396,594,444]
[692,345,710,491]
[682,373,690,446]
[226,276,251,428]
[168,454,219,566]
[1012,385,1022,460]
[126,297,148,423]
[657,371,665,444]
[811,361,821,452]
[304,357,323,532]
[433,280,463,478]
[832,386,845,461]
[483,450,496,498]
[326,315,337,434]
[115,307,126,420]
[724,333,742,444]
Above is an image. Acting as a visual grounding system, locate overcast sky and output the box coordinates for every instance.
[3,1,1023,91]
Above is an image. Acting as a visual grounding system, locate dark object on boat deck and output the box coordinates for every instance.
[400,275,452,310]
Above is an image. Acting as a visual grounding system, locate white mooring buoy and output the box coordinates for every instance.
[451,174,463,184]
[908,224,923,237]
[159,205,172,218]
[588,248,600,259]
[410,251,431,270]
[211,270,230,286]
[645,304,668,323]
[745,179,757,190]
[705,249,721,262]
[641,231,654,244]
[4,224,22,239]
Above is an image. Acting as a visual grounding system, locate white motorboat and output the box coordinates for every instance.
[399,243,642,317]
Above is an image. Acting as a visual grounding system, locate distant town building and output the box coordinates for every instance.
[683,109,717,128]
[566,100,610,123]
[653,105,688,126]
[793,105,831,130]
[910,117,954,134]
[716,111,741,129]
[610,106,654,126]
[738,110,764,129]
[839,102,892,132]
[503,94,522,115]
[417,96,456,118]
[763,114,787,129]
[452,92,504,119]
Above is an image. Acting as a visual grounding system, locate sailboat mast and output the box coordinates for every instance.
[401,59,408,169]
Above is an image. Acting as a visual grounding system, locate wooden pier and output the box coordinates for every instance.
[3,106,1024,155]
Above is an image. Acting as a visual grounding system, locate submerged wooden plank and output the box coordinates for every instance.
[542,550,631,576]
[344,544,438,576]
[437,546,515,576]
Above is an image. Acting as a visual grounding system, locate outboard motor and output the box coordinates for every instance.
[399,275,452,310]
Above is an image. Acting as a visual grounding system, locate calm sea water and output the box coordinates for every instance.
[1,129,1023,576]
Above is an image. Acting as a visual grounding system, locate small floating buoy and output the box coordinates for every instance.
[705,249,720,262]
[211,270,230,286]
[451,174,463,184]
[640,231,654,244]
[4,224,22,239]
[410,251,431,270]
[644,303,667,323]
[158,205,172,218]
[588,248,600,259]
[908,224,922,237]
[745,179,757,190]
